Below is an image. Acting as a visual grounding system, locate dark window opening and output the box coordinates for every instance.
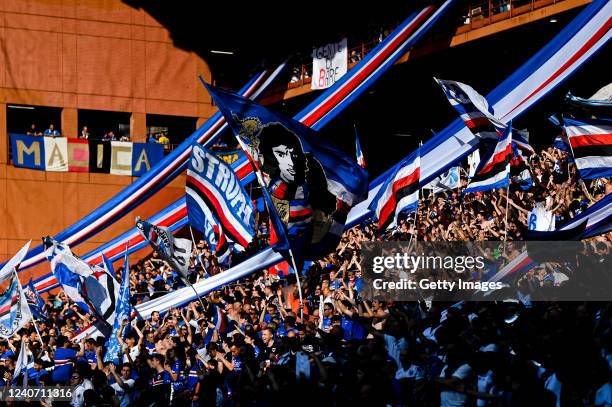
[78,109,131,141]
[146,114,197,147]
[7,105,61,136]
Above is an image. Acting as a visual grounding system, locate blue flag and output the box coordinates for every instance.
[202,83,368,259]
[25,279,48,319]
[104,247,131,364]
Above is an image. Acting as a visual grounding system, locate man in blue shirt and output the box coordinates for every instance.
[148,354,171,404]
[51,335,84,384]
[0,341,14,363]
[43,124,60,137]
[82,338,97,370]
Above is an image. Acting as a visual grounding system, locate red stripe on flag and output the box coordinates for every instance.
[187,175,250,248]
[235,163,252,180]
[290,208,313,218]
[504,17,612,119]
[478,144,512,175]
[463,116,492,129]
[378,168,420,228]
[569,133,612,148]
[86,206,188,265]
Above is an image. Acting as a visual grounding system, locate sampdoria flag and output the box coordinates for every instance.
[44,237,120,328]
[435,78,504,140]
[355,125,366,168]
[486,250,536,283]
[24,279,47,319]
[464,126,513,193]
[424,166,460,194]
[186,143,256,251]
[369,150,420,230]
[0,273,32,339]
[563,117,612,179]
[136,218,193,281]
[202,82,368,259]
[104,247,132,364]
[523,218,588,241]
[513,128,535,155]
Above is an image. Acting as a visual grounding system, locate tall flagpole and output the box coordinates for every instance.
[233,136,305,321]
[503,183,510,254]
[409,141,422,248]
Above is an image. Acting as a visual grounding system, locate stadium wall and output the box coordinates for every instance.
[0,0,213,279]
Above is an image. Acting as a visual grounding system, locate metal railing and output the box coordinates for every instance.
[280,0,565,91]
[459,0,561,30]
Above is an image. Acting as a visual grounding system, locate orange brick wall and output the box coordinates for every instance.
[0,0,215,281]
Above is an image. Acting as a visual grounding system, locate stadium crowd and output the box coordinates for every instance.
[1,142,611,407]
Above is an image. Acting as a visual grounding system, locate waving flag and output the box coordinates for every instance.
[355,126,366,168]
[424,166,460,195]
[104,247,131,364]
[187,143,256,250]
[524,218,588,240]
[24,279,47,319]
[559,192,612,238]
[0,273,32,339]
[369,150,420,230]
[487,251,536,283]
[203,83,368,258]
[513,129,535,155]
[44,237,119,327]
[102,254,115,278]
[435,78,504,140]
[136,218,193,281]
[563,117,612,179]
[464,126,513,193]
[0,241,31,282]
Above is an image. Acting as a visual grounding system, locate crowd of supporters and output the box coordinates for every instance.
[1,140,610,407]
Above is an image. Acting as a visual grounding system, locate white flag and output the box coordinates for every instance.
[0,241,31,282]
[13,338,29,386]
[468,149,481,178]
[311,38,348,90]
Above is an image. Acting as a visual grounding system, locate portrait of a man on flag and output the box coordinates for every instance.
[202,83,368,259]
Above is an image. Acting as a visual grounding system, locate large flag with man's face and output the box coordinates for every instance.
[202,83,368,259]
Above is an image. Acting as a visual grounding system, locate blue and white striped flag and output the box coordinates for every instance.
[44,237,120,327]
[464,126,513,193]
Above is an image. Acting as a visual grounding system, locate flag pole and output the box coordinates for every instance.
[13,269,43,345]
[232,136,305,321]
[503,183,510,253]
[409,141,422,248]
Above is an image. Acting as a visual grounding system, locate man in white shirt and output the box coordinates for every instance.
[70,371,93,407]
[109,363,136,407]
